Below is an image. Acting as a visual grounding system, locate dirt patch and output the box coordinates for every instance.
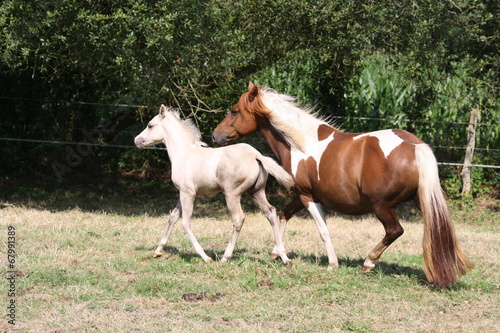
[181,292,225,302]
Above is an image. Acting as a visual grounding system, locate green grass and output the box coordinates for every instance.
[0,176,498,332]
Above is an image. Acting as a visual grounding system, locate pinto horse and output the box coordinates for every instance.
[135,105,294,264]
[212,82,472,286]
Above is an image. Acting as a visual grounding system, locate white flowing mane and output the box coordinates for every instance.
[166,109,208,147]
[259,87,328,152]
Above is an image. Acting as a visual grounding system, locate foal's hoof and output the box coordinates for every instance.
[327,263,339,271]
[270,253,280,260]
[205,258,213,263]
[284,260,293,268]
[153,252,162,258]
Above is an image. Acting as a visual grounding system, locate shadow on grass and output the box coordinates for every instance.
[136,244,256,264]
[0,174,291,218]
[137,243,475,290]
[295,253,429,285]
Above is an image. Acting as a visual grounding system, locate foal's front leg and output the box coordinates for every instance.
[180,192,213,263]
[153,201,182,257]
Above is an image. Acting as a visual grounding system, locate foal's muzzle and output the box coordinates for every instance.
[134,136,146,148]
[212,132,230,146]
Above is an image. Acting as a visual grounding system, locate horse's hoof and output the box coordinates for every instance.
[284,260,293,268]
[363,258,376,272]
[363,265,374,272]
[205,258,213,263]
[153,252,162,258]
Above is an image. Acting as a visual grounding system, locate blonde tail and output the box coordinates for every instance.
[256,154,294,190]
[415,144,473,286]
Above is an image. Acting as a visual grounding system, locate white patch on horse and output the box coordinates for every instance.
[290,148,306,178]
[353,130,403,158]
[291,131,335,181]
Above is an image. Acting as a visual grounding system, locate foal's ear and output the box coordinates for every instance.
[159,104,168,118]
[247,81,259,103]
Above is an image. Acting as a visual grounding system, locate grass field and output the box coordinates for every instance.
[1,183,499,332]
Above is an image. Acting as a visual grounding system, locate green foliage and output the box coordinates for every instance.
[344,53,499,150]
[344,53,417,132]
[253,50,323,106]
[0,0,498,196]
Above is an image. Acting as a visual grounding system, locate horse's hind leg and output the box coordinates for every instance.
[363,206,404,271]
[154,201,182,257]
[179,192,213,263]
[221,194,245,262]
[252,190,291,265]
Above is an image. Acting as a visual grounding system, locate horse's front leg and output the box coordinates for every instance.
[221,194,245,262]
[251,190,291,265]
[153,201,182,257]
[303,198,339,270]
[180,192,213,263]
[271,195,304,259]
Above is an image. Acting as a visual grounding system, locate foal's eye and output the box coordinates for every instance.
[147,124,153,129]
[230,110,239,116]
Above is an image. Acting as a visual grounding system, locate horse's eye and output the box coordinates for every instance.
[147,124,153,129]
[231,110,239,116]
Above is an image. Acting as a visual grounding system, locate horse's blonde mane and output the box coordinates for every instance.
[166,109,207,147]
[256,87,327,152]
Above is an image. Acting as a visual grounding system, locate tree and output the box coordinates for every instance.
[1,0,498,187]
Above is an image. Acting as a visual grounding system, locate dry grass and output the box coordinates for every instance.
[0,204,498,332]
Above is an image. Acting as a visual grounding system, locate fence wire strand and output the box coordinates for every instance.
[1,137,498,169]
[1,95,498,169]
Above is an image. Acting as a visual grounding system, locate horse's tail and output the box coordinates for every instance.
[414,143,473,286]
[255,154,294,191]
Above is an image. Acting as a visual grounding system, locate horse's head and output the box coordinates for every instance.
[134,105,170,148]
[212,82,269,146]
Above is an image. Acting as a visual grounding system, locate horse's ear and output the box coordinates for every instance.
[247,82,259,103]
[248,81,255,91]
[159,104,168,118]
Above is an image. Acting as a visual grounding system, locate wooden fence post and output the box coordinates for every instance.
[461,108,479,196]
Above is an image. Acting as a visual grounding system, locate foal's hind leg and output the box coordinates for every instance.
[363,206,404,271]
[252,190,291,265]
[271,195,304,259]
[154,201,181,257]
[221,194,245,262]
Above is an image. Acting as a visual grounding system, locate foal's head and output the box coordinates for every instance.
[135,105,205,148]
[212,82,269,146]
[134,105,172,148]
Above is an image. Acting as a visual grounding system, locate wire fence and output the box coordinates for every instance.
[1,96,499,170]
[0,137,165,151]
[1,134,498,169]
[329,115,495,127]
[0,95,150,109]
